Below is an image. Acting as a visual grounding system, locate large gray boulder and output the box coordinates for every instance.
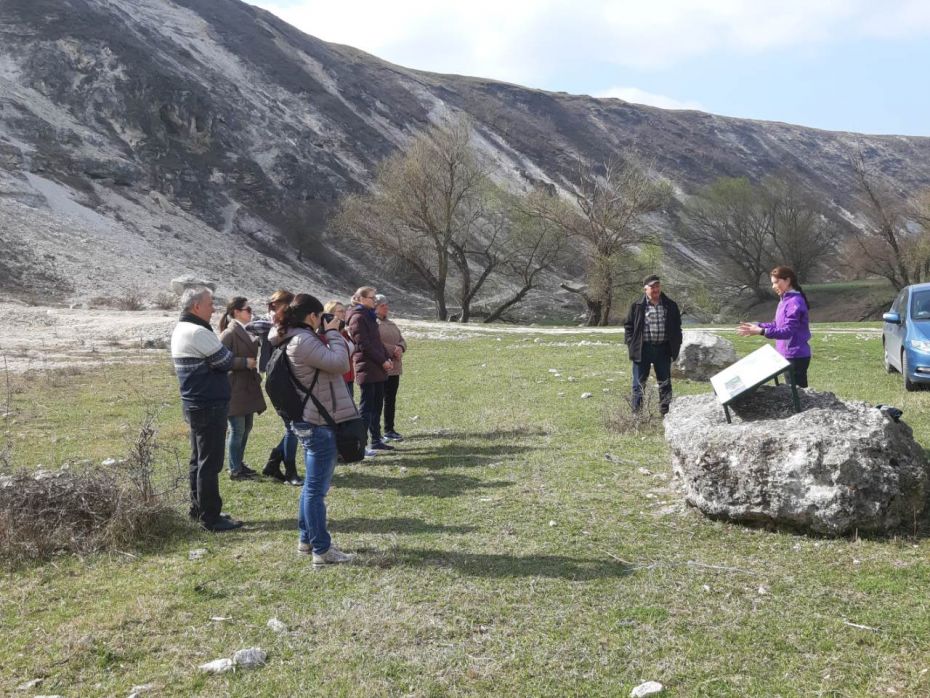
[672,331,737,381]
[170,276,216,295]
[663,385,930,535]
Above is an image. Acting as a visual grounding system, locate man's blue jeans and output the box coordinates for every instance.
[293,422,337,554]
[632,342,673,414]
[226,414,254,473]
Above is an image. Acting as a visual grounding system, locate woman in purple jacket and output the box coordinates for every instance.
[738,266,812,387]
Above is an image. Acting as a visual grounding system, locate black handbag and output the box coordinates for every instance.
[306,370,367,463]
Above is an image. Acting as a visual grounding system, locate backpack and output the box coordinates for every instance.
[266,335,367,463]
[264,336,311,421]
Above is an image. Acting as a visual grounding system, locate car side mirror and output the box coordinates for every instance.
[883,312,902,324]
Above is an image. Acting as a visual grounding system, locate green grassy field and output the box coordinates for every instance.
[3,325,930,696]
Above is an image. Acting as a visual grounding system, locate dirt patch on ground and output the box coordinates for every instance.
[0,303,880,374]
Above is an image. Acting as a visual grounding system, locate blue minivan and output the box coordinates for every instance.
[882,282,930,391]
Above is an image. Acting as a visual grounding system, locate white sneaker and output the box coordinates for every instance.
[312,546,355,565]
[297,542,311,556]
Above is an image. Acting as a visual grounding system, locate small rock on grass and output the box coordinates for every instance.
[267,618,288,633]
[631,681,664,697]
[16,678,43,690]
[580,392,593,399]
[128,683,156,698]
[199,657,234,674]
[233,647,267,668]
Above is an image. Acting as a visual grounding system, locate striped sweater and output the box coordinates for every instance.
[170,319,235,405]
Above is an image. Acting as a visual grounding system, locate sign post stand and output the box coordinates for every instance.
[710,345,801,423]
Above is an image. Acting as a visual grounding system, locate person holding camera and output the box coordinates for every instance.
[278,293,356,565]
[346,286,394,457]
[219,296,266,480]
[248,290,301,484]
[324,300,356,398]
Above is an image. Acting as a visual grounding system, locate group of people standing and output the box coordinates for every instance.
[172,266,810,563]
[170,285,407,564]
[624,266,812,414]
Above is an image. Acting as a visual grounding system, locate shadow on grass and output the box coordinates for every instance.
[331,517,477,535]
[358,546,636,580]
[401,427,549,442]
[332,471,513,497]
[374,442,536,469]
[242,516,477,535]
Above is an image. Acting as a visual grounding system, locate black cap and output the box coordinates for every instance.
[643,274,661,287]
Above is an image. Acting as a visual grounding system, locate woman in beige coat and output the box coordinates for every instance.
[375,294,407,441]
[278,293,357,565]
[219,297,266,480]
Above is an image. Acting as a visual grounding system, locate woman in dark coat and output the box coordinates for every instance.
[345,286,393,456]
[219,297,266,480]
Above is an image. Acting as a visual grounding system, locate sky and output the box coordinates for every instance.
[252,0,930,137]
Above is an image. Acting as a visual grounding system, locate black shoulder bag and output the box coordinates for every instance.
[304,369,368,464]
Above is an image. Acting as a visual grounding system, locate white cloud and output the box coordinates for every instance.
[252,1,930,83]
[594,87,703,111]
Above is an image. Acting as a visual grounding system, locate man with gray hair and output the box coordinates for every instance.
[171,287,250,531]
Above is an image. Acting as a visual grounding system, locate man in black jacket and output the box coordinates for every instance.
[623,274,683,415]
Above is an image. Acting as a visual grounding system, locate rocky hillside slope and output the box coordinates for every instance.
[2,0,930,310]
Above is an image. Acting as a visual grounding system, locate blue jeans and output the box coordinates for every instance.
[226,414,254,473]
[277,419,298,465]
[632,342,673,414]
[293,422,337,554]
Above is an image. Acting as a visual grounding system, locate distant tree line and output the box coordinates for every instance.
[331,117,930,324]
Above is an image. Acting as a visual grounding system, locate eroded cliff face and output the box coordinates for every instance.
[1,0,929,307]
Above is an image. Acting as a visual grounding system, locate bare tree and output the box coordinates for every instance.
[766,177,839,281]
[532,158,669,325]
[844,152,916,290]
[680,177,774,300]
[335,117,490,320]
[482,191,568,323]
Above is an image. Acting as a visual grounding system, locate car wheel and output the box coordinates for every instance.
[903,351,918,391]
[884,340,895,373]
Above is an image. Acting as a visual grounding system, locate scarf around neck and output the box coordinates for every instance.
[180,312,213,332]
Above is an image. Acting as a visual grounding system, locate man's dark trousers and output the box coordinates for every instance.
[359,380,386,444]
[631,342,673,414]
[183,401,228,524]
[383,375,400,433]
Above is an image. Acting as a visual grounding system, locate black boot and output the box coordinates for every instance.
[262,446,286,482]
[283,459,302,486]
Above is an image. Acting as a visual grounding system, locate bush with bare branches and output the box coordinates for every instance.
[604,386,665,435]
[0,408,189,567]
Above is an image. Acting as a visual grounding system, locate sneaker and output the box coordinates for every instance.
[203,517,243,532]
[240,464,258,476]
[312,546,355,565]
[297,541,311,556]
[229,469,256,480]
[364,448,379,458]
[383,430,404,442]
[369,440,395,451]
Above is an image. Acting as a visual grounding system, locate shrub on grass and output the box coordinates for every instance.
[0,409,189,567]
[604,387,664,435]
[152,292,178,310]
